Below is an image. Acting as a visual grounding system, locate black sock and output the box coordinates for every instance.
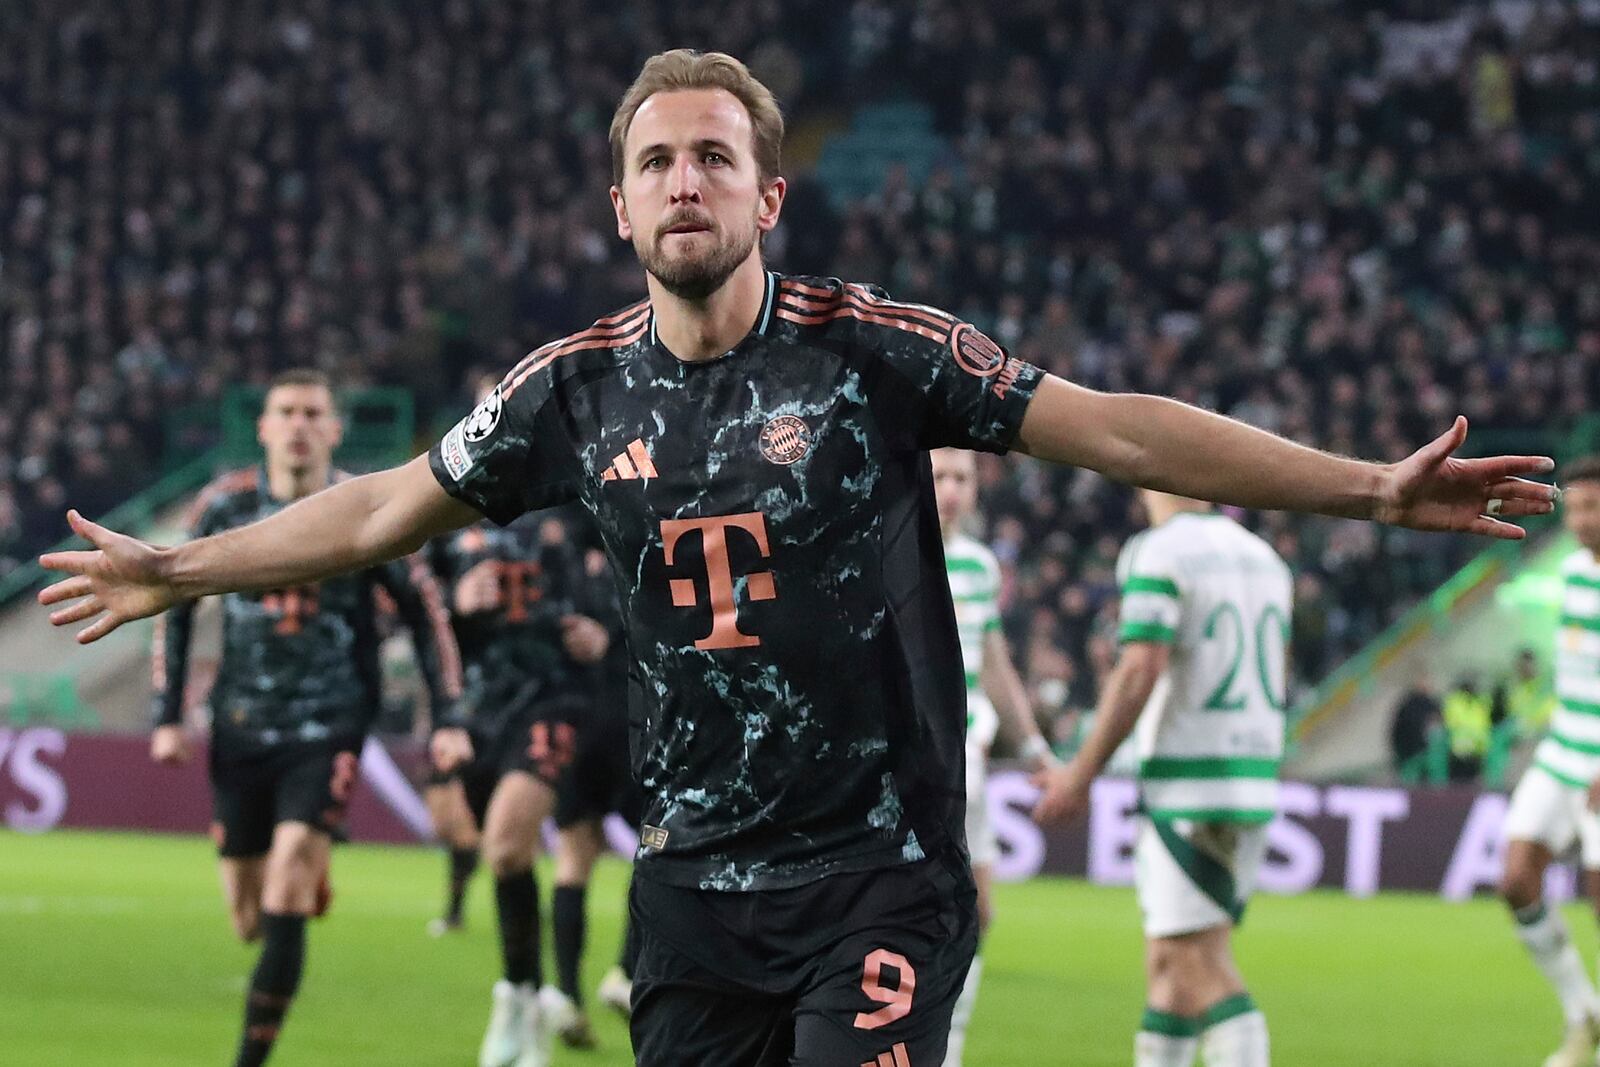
[446,847,478,924]
[493,868,542,987]
[234,912,306,1067]
[552,884,587,1003]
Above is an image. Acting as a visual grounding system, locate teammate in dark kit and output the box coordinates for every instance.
[147,369,465,1067]
[424,461,611,1067]
[42,51,1554,1067]
[547,538,644,1043]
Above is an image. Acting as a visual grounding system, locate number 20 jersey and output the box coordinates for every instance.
[1116,512,1294,824]
[429,272,1042,890]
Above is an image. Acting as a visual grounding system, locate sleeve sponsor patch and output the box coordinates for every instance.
[439,422,470,484]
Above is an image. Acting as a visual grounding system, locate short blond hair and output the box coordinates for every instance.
[609,50,784,186]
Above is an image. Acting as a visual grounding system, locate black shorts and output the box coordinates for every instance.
[628,848,978,1067]
[554,696,642,829]
[455,697,583,828]
[209,740,356,859]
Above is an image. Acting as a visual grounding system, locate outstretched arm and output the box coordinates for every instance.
[1015,377,1555,537]
[1031,640,1169,824]
[39,455,480,643]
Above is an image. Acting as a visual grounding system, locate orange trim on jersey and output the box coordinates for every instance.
[844,283,958,330]
[181,467,260,531]
[151,613,169,691]
[406,553,464,700]
[501,301,650,384]
[773,303,948,343]
[502,319,651,400]
[779,280,958,332]
[779,289,953,340]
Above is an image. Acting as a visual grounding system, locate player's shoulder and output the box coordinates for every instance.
[184,467,261,527]
[771,274,965,350]
[1561,548,1600,578]
[499,297,653,401]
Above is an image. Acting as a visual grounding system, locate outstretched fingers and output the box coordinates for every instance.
[49,597,103,627]
[37,551,104,580]
[1464,515,1528,540]
[37,574,94,606]
[77,614,124,645]
[1462,455,1559,483]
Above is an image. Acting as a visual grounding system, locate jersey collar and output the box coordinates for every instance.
[648,269,779,351]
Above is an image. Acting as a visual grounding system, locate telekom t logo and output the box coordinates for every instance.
[660,512,776,650]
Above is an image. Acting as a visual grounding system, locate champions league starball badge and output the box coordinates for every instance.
[462,385,504,443]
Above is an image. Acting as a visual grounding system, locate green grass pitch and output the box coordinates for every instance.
[1,829,1584,1065]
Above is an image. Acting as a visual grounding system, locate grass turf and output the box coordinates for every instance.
[0,829,1584,1065]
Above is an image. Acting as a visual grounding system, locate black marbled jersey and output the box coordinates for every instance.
[425,521,585,741]
[154,468,464,754]
[429,272,1042,890]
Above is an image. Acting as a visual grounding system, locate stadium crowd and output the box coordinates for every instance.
[3,0,1598,736]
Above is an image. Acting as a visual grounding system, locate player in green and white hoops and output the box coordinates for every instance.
[930,448,1056,1067]
[1035,489,1291,1067]
[1499,456,1600,1067]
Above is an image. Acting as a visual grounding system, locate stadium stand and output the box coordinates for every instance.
[3,0,1597,746]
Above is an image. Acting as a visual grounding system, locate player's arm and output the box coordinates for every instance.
[979,627,1053,771]
[1014,376,1554,537]
[376,553,474,771]
[1031,640,1169,824]
[39,456,480,644]
[149,601,196,765]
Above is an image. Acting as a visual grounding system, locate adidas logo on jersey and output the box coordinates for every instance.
[601,438,658,481]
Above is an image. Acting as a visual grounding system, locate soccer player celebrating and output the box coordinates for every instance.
[1034,491,1292,1067]
[547,539,644,1042]
[41,51,1553,1066]
[928,447,1055,1066]
[148,369,464,1067]
[1499,456,1600,1067]
[426,495,609,1067]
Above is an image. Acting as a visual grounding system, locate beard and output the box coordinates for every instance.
[635,212,758,301]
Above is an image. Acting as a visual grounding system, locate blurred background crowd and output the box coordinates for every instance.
[3,0,1596,751]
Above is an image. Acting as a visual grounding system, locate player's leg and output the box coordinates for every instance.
[232,819,331,1067]
[210,748,275,942]
[1133,819,1269,1067]
[547,817,603,1044]
[791,854,980,1067]
[426,774,481,935]
[1501,768,1600,1065]
[480,768,556,1067]
[219,858,267,942]
[944,753,997,1067]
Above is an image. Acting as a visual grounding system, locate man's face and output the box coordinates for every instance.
[257,384,341,472]
[1566,480,1600,555]
[611,88,784,300]
[931,449,978,531]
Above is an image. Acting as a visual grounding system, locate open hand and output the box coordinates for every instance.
[1375,417,1556,539]
[38,510,180,643]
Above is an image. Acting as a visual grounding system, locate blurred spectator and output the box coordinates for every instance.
[1496,646,1556,738]
[3,1,1597,731]
[1391,676,1441,772]
[1442,676,1493,782]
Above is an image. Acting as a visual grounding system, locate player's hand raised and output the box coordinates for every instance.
[1374,417,1556,539]
[561,614,610,664]
[1030,757,1094,826]
[430,726,474,774]
[38,510,180,644]
[149,724,193,765]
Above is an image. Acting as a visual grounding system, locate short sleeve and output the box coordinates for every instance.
[1115,534,1181,645]
[852,283,1044,452]
[428,368,579,526]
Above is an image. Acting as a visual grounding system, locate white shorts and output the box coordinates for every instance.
[1135,817,1268,939]
[964,746,997,868]
[1504,764,1600,868]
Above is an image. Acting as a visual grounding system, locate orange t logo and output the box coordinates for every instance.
[660,512,777,650]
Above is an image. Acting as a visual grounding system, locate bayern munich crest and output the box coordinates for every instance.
[759,414,812,465]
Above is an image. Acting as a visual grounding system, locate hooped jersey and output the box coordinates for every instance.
[1116,512,1293,824]
[429,271,1043,890]
[1531,549,1600,788]
[945,532,1002,750]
